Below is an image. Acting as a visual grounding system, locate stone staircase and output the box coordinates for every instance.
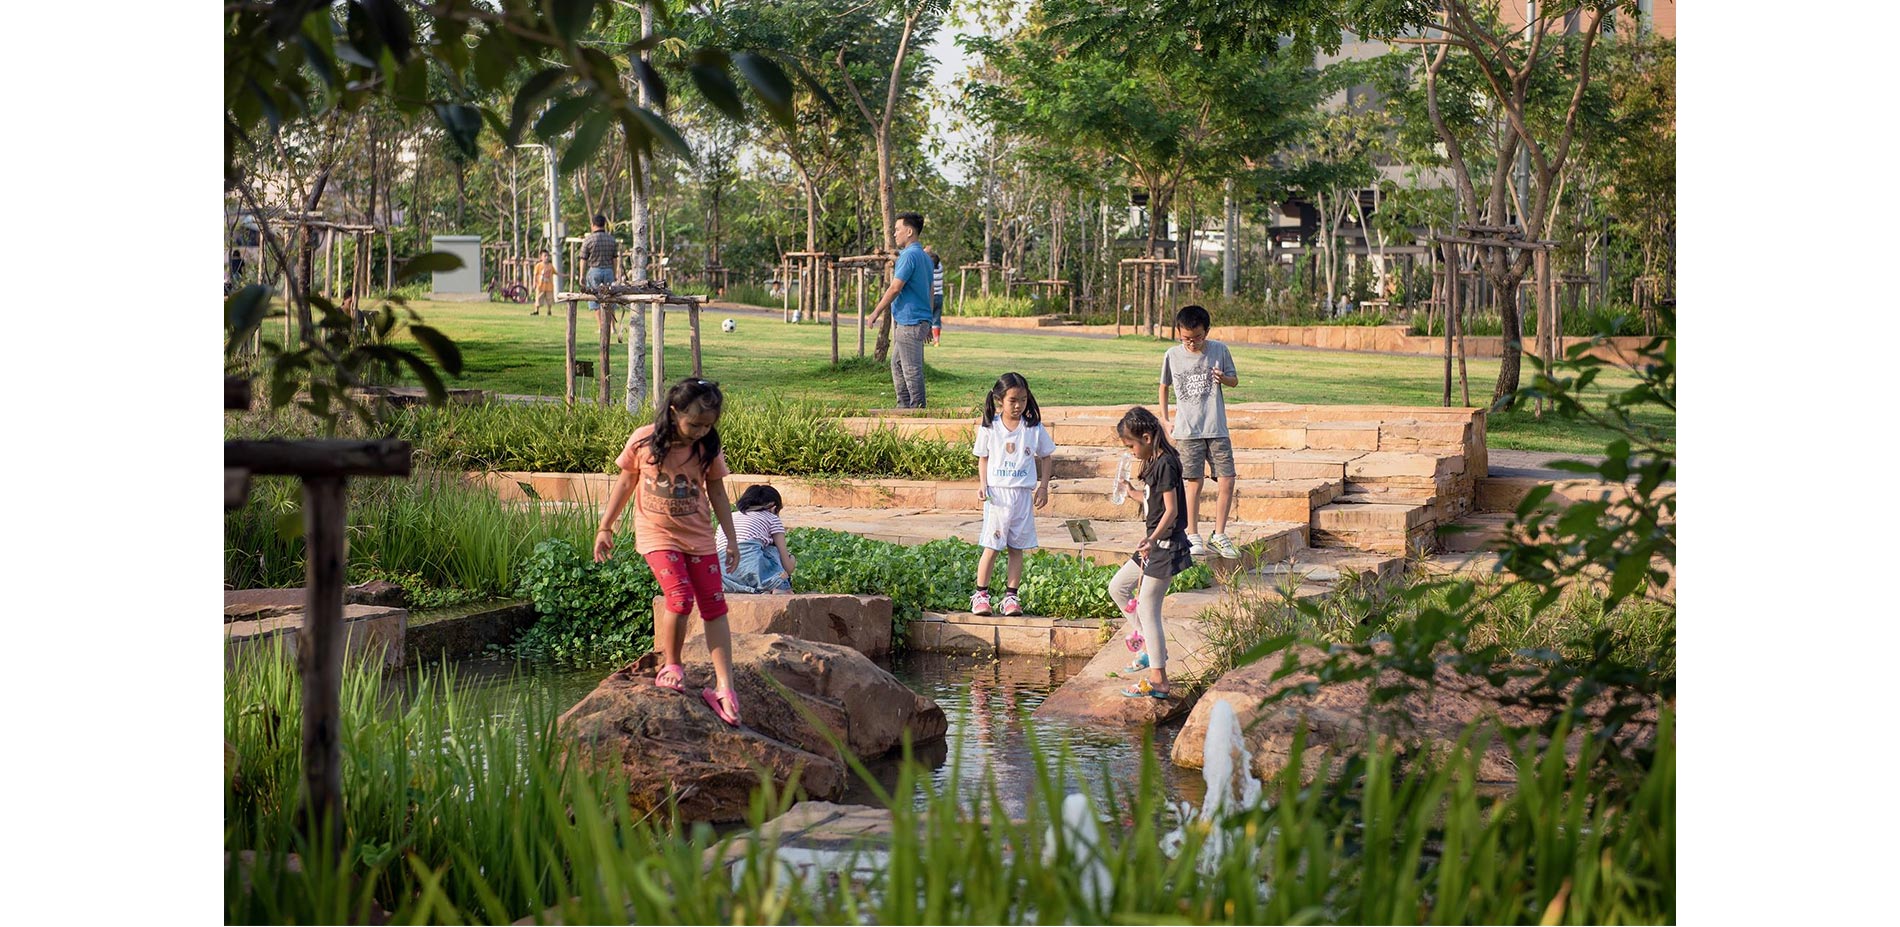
[1426,471,1677,576]
[831,402,1486,559]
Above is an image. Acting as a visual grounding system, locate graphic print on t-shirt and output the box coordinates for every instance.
[643,468,705,517]
[1171,353,1216,404]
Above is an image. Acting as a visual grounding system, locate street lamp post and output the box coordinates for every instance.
[514,144,561,286]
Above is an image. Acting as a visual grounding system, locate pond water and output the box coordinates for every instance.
[415,649,1208,818]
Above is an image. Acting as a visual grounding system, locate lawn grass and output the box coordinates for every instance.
[374,298,1672,456]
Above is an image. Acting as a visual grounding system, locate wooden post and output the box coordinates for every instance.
[829,261,840,366]
[1442,243,1455,407]
[298,474,348,851]
[958,267,968,314]
[598,296,612,408]
[1457,253,1470,407]
[651,301,667,412]
[856,267,867,357]
[689,299,703,377]
[565,299,578,406]
[781,257,790,323]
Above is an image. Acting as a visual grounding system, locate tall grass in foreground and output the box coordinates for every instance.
[1197,569,1677,688]
[227,650,1673,924]
[224,471,595,592]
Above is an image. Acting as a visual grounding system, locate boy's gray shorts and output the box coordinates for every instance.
[1178,436,1237,480]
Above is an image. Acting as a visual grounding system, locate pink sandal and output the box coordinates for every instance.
[701,687,741,726]
[654,663,687,692]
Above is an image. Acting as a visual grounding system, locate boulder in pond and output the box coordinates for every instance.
[675,593,893,657]
[560,633,946,823]
[1171,644,1658,785]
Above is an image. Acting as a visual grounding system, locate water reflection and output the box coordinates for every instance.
[407,649,1207,817]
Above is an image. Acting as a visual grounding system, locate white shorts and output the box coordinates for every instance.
[979,486,1038,551]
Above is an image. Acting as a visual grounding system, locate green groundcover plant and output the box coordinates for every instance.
[789,529,1212,625]
[504,530,1214,663]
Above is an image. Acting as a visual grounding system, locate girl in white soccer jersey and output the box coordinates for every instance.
[970,372,1055,616]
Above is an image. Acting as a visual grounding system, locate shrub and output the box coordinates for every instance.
[511,537,661,664]
[788,528,1212,626]
[390,396,970,479]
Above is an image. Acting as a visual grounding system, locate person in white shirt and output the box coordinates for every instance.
[928,250,944,344]
[970,373,1055,616]
[715,484,798,594]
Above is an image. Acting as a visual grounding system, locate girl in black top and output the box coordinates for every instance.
[1110,406,1190,699]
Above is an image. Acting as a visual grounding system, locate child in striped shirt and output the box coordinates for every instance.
[717,484,798,594]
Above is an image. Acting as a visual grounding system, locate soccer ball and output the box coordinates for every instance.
[721,318,737,333]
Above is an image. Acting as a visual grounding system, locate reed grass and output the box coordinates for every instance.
[224,471,595,593]
[226,645,1674,924]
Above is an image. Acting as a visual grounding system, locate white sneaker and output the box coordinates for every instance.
[1208,532,1242,560]
[1186,533,1209,561]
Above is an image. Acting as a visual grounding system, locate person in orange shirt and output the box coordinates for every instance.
[531,250,557,316]
[594,378,745,725]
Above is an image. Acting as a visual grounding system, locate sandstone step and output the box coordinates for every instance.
[783,506,1310,568]
[1436,513,1516,553]
[1474,475,1676,515]
[225,603,408,669]
[1047,444,1374,481]
[1253,547,1407,587]
[910,611,1104,657]
[1031,477,1344,523]
[1309,501,1435,555]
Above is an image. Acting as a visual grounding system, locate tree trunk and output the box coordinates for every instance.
[625,1,654,414]
[1222,179,1237,298]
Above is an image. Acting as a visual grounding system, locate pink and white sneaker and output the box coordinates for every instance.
[1000,593,1024,617]
[971,589,993,616]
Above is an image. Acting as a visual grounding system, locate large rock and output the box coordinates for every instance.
[675,594,893,657]
[1171,645,1656,784]
[223,604,407,668]
[560,634,945,822]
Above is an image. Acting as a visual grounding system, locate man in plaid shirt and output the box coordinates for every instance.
[581,213,619,319]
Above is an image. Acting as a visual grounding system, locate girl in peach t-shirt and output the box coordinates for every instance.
[594,378,745,725]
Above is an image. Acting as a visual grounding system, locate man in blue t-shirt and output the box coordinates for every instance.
[867,212,934,408]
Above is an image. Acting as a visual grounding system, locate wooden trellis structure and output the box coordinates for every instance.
[1031,279,1074,314]
[553,281,707,410]
[225,378,412,849]
[1432,226,1561,412]
[698,264,732,296]
[837,252,897,363]
[252,213,385,342]
[779,251,836,336]
[1003,269,1035,300]
[957,261,1002,307]
[1117,257,1175,337]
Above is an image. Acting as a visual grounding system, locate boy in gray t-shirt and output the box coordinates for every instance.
[1159,304,1241,560]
